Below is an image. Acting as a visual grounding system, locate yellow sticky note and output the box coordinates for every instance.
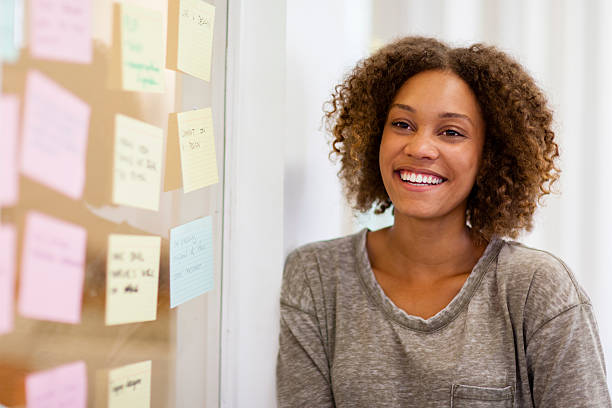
[167,0,215,82]
[119,3,164,92]
[112,114,163,211]
[108,360,151,408]
[176,108,218,193]
[105,234,161,326]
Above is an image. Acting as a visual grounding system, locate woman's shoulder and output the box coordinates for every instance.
[286,229,364,262]
[284,229,366,280]
[496,239,592,338]
[281,230,365,312]
[498,239,589,302]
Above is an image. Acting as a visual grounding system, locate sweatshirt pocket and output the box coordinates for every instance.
[451,384,514,408]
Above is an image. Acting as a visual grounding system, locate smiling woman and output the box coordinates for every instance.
[276,36,612,407]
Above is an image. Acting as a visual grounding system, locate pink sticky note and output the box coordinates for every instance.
[21,70,90,200]
[0,225,16,335]
[0,95,20,206]
[18,212,87,324]
[26,361,87,408]
[29,0,92,63]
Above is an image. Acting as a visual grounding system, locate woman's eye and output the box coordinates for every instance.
[441,129,464,137]
[391,120,411,129]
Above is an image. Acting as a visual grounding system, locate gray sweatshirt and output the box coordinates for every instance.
[277,229,612,407]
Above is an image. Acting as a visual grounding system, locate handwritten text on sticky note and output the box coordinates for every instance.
[108,360,151,408]
[0,225,16,335]
[106,234,161,326]
[170,216,213,308]
[112,114,163,211]
[29,0,92,63]
[18,212,87,324]
[167,0,215,82]
[119,3,164,92]
[0,95,20,206]
[26,360,87,408]
[20,70,90,200]
[176,108,218,193]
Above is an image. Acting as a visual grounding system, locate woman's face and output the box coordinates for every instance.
[379,69,485,223]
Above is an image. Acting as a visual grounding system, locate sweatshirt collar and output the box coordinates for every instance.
[355,228,504,332]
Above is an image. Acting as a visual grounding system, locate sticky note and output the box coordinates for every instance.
[167,0,215,82]
[0,95,20,206]
[114,3,164,92]
[170,216,213,307]
[26,361,87,408]
[0,0,20,62]
[18,212,87,324]
[106,234,161,326]
[108,361,151,408]
[29,0,92,63]
[0,225,16,335]
[20,70,90,200]
[174,108,218,193]
[112,114,163,211]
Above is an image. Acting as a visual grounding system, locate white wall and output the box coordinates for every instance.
[284,0,373,255]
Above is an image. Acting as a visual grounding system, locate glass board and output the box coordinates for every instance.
[0,0,226,406]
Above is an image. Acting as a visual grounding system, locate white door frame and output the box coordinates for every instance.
[221,0,287,406]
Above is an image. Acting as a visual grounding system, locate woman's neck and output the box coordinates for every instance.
[368,212,487,283]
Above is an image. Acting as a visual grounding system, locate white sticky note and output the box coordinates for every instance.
[176,108,218,193]
[106,234,161,326]
[170,216,213,307]
[112,114,163,211]
[108,360,151,408]
[119,3,164,92]
[167,0,215,82]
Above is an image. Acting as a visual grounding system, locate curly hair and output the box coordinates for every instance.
[325,36,560,242]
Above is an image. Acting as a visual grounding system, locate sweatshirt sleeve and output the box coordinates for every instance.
[520,252,612,408]
[276,249,334,408]
[526,303,611,407]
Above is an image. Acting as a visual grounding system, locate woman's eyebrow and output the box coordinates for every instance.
[390,103,474,126]
[439,112,474,126]
[390,103,416,112]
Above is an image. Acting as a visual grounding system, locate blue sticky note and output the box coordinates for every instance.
[170,216,214,308]
[0,0,19,62]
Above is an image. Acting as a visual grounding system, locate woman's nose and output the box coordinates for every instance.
[402,130,439,160]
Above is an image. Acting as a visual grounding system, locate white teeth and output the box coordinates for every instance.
[399,171,444,185]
